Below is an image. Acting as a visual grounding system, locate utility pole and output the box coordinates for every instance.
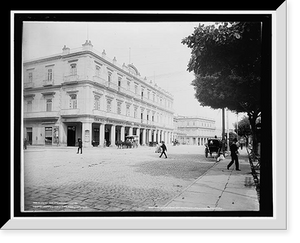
[222,107,225,154]
[226,108,230,153]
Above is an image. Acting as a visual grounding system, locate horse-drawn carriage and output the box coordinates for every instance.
[205,138,222,158]
[116,135,139,149]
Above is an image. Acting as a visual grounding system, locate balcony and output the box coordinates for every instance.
[93,76,106,86]
[43,79,54,87]
[23,111,59,120]
[63,74,79,83]
[24,82,34,89]
[60,109,80,116]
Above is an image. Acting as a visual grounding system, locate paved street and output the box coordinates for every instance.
[24,145,217,212]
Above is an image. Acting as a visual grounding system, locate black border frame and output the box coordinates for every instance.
[4,10,276,228]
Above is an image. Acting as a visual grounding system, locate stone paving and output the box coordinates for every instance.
[23,145,216,212]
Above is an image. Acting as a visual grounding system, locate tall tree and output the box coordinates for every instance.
[182,22,262,152]
[233,115,252,139]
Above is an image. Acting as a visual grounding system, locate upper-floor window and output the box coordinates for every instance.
[28,72,33,83]
[127,80,131,90]
[126,104,130,117]
[117,101,122,115]
[69,94,77,109]
[46,99,52,112]
[27,100,32,112]
[118,77,122,91]
[94,95,100,110]
[70,63,77,75]
[47,69,53,81]
[134,106,138,118]
[106,98,112,112]
[95,65,101,76]
[134,83,138,94]
[108,71,112,83]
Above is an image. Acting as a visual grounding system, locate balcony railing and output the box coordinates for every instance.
[93,76,106,86]
[23,111,59,119]
[60,109,80,116]
[63,74,79,82]
[24,82,34,89]
[43,79,54,86]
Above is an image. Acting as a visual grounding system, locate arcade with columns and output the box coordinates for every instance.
[61,116,174,148]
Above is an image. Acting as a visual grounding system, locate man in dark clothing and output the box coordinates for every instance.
[159,141,167,158]
[24,138,27,150]
[227,138,240,171]
[77,138,83,154]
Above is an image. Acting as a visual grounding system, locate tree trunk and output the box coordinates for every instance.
[248,112,259,155]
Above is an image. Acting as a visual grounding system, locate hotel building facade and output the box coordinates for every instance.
[23,40,175,147]
[174,116,217,146]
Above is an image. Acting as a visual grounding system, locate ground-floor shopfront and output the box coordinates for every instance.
[23,117,60,146]
[24,115,174,148]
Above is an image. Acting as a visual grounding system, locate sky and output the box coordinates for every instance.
[22,21,244,131]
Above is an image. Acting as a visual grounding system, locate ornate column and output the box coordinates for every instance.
[99,123,105,147]
[153,130,157,143]
[110,124,116,146]
[82,122,92,148]
[136,127,140,145]
[148,129,152,143]
[142,128,146,145]
[129,127,133,136]
[121,126,125,141]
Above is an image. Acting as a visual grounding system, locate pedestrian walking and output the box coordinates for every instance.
[159,141,168,158]
[227,138,240,171]
[77,138,83,154]
[23,137,27,150]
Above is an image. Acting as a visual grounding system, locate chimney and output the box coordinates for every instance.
[62,45,70,54]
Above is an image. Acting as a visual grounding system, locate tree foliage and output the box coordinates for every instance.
[233,115,252,138]
[182,22,262,151]
[182,22,261,116]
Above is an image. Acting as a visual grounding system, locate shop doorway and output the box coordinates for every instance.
[45,127,53,145]
[26,127,32,145]
[93,127,100,146]
[67,126,76,146]
[104,124,111,146]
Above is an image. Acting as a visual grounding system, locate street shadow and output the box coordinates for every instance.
[131,154,216,181]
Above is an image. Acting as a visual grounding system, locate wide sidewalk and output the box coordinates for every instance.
[159,148,260,211]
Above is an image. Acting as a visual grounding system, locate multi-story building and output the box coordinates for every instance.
[174,116,217,145]
[23,40,175,147]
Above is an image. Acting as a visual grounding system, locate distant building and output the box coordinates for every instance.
[23,40,175,147]
[174,116,216,145]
